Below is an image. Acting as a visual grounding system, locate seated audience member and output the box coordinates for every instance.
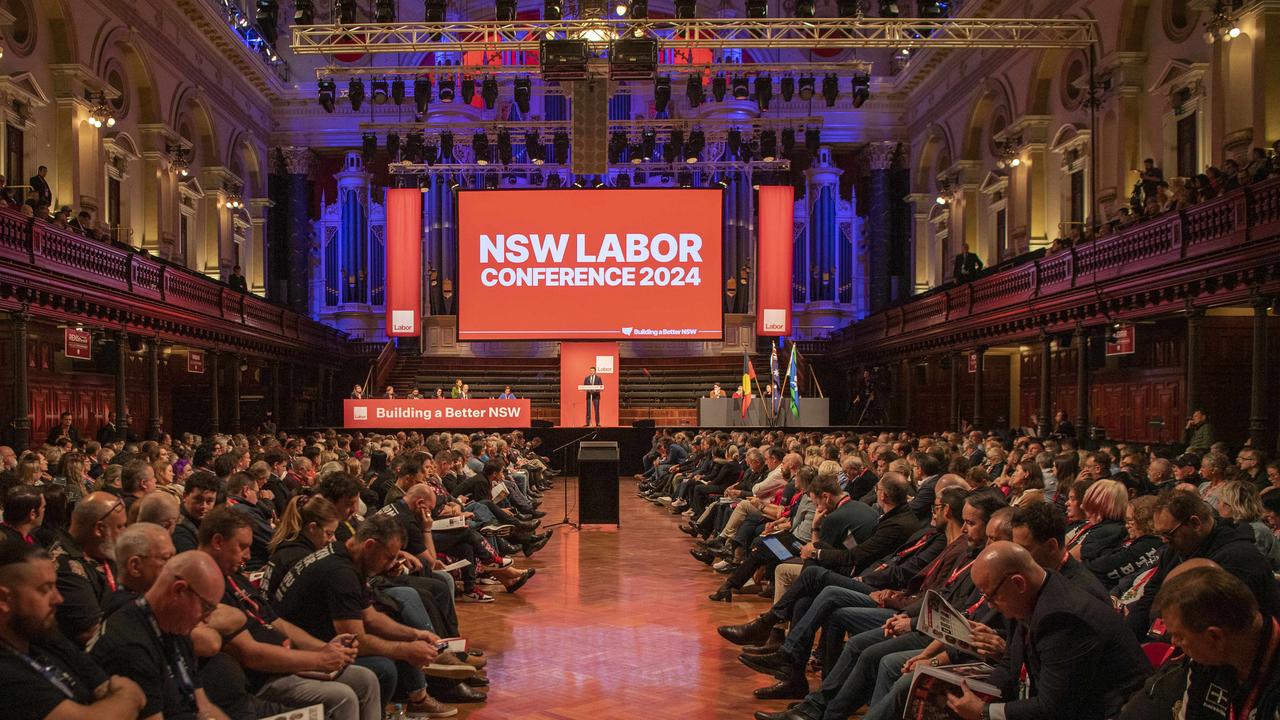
[89,551,232,719]
[350,384,365,399]
[223,471,274,570]
[497,386,517,399]
[50,491,126,647]
[1067,478,1129,562]
[0,542,147,718]
[271,514,456,718]
[173,470,220,552]
[134,491,180,534]
[383,385,397,399]
[1,485,46,545]
[45,411,82,447]
[1215,480,1280,570]
[262,494,340,600]
[197,505,382,720]
[945,541,1150,720]
[119,459,156,513]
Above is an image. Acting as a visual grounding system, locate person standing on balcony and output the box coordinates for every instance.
[1139,158,1164,202]
[952,242,983,283]
[29,165,52,208]
[227,265,248,293]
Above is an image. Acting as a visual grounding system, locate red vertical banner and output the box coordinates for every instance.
[756,185,794,336]
[385,188,422,337]
[559,342,619,427]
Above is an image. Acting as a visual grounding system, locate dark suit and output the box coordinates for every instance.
[583,373,602,426]
[227,274,248,293]
[95,422,118,444]
[46,424,82,446]
[952,251,983,282]
[29,174,52,207]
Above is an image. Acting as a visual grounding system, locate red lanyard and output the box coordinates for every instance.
[1065,521,1097,549]
[896,533,933,558]
[226,575,272,630]
[1,523,33,544]
[1230,618,1280,720]
[101,562,116,592]
[965,594,987,616]
[947,557,977,586]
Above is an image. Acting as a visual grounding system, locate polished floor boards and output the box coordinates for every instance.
[455,477,794,719]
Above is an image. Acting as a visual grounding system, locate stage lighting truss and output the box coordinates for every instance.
[358,116,823,140]
[317,59,873,84]
[388,159,791,177]
[292,18,1098,56]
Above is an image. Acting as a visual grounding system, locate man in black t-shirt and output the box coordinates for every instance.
[173,471,219,553]
[0,542,146,718]
[89,551,229,720]
[50,492,126,648]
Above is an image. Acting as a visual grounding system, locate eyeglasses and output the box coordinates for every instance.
[175,575,220,617]
[1157,519,1185,543]
[93,499,123,526]
[988,572,1015,599]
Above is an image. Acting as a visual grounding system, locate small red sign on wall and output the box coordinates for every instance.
[1106,324,1136,356]
[188,350,205,374]
[968,353,977,373]
[64,328,92,360]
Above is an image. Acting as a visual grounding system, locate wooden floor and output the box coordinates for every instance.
[455,477,793,719]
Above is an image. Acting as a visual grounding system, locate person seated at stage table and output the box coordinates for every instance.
[450,379,464,398]
[350,384,365,399]
[733,385,745,398]
[406,387,423,400]
[433,388,445,398]
[383,385,397,399]
[709,383,726,398]
[459,384,472,399]
[497,386,517,399]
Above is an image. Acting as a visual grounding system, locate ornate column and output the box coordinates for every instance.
[12,312,30,449]
[865,141,896,311]
[147,338,162,440]
[114,331,128,441]
[1004,116,1051,252]
[1038,332,1052,436]
[949,351,961,432]
[1074,324,1090,444]
[904,193,935,294]
[229,354,242,434]
[286,363,297,429]
[972,345,987,429]
[198,167,239,278]
[270,361,281,427]
[278,146,314,313]
[208,351,221,435]
[247,198,272,296]
[1249,295,1271,452]
[900,358,913,429]
[1185,307,1203,417]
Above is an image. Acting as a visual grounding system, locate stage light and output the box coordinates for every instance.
[256,1,279,45]
[617,173,631,187]
[294,0,314,24]
[759,130,777,161]
[485,170,499,189]
[641,128,656,160]
[460,76,475,104]
[821,73,839,107]
[439,131,454,162]
[496,0,517,21]
[540,39,591,80]
[374,0,395,22]
[336,0,357,23]
[611,38,658,79]
[544,0,562,20]
[712,75,727,102]
[547,173,562,188]
[781,127,795,156]
[797,76,815,101]
[391,78,406,105]
[754,76,772,110]
[318,78,336,112]
[361,133,377,161]
[348,78,365,110]
[746,0,768,18]
[674,0,696,18]
[879,0,899,17]
[805,126,820,153]
[654,76,671,113]
[727,128,742,158]
[780,76,794,101]
[424,0,447,21]
[615,0,628,16]
[438,77,455,103]
[686,129,704,163]
[525,131,543,164]
[387,132,401,159]
[665,129,683,163]
[608,131,626,164]
[794,0,815,18]
[406,131,424,162]
[837,0,860,16]
[850,72,870,108]
[513,77,531,114]
[481,76,499,109]
[919,1,946,19]
[371,78,389,104]
[677,168,693,187]
[630,141,644,164]
[553,131,570,164]
[414,77,431,112]
[686,75,704,107]
[473,131,490,164]
[630,0,648,18]
[732,76,749,101]
[497,130,513,165]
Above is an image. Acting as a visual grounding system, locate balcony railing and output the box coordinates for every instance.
[829,176,1280,352]
[0,207,346,352]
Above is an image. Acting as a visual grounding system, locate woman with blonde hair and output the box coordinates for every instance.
[1216,480,1280,570]
[262,494,341,599]
[1067,478,1128,562]
[1087,494,1163,590]
[53,451,91,505]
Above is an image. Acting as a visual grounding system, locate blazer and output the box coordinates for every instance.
[583,374,603,394]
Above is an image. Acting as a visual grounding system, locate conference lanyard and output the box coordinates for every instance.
[0,642,86,700]
[1230,617,1280,720]
[225,575,275,632]
[1065,521,1097,549]
[101,561,116,592]
[135,597,196,705]
[946,557,977,586]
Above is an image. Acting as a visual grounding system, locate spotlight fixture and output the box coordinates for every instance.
[732,76,749,101]
[780,76,794,101]
[654,76,671,113]
[746,0,767,18]
[424,0,447,21]
[544,0,562,20]
[712,75,727,102]
[387,132,401,159]
[439,131,454,162]
[837,0,861,16]
[318,78,336,112]
[685,129,704,163]
[361,133,377,161]
[608,131,627,164]
[406,131,424,162]
[754,76,772,110]
[614,0,628,16]
[496,0,517,21]
[461,76,476,104]
[547,173,562,189]
[850,71,870,108]
[805,126,820,154]
[348,78,365,111]
[727,129,742,158]
[336,0,357,23]
[513,77,531,114]
[674,0,696,19]
[918,1,946,19]
[374,0,396,22]
[438,76,455,103]
[553,131,570,164]
[821,74,839,107]
[758,130,777,161]
[391,78,406,105]
[525,131,543,164]
[878,0,899,17]
[371,78,389,104]
[256,0,279,45]
[781,128,795,156]
[414,77,431,112]
[794,0,815,18]
[481,76,499,109]
[497,130,513,165]
[629,0,648,18]
[797,76,815,101]
[686,75,705,107]
[641,128,656,160]
[294,0,314,24]
[617,173,631,188]
[665,129,684,163]
[473,131,490,165]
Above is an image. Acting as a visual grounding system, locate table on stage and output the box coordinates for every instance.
[697,397,829,427]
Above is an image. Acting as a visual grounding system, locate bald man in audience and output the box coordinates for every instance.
[947,541,1149,720]
[50,491,126,646]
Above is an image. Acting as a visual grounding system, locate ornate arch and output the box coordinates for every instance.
[914,124,954,193]
[172,88,219,168]
[1116,0,1153,54]
[959,77,1014,162]
[92,26,163,125]
[33,0,79,64]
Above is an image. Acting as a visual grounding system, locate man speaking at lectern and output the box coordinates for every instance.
[584,366,603,427]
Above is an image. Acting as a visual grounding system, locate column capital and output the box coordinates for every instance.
[276,146,316,176]
[866,141,900,171]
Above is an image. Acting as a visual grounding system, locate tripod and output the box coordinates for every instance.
[542,430,598,531]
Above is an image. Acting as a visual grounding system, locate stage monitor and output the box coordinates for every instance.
[457,188,723,341]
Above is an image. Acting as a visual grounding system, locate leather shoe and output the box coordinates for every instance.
[717,613,779,646]
[743,626,787,654]
[753,709,814,720]
[432,682,488,704]
[678,523,700,537]
[708,585,732,602]
[690,547,716,565]
[753,678,809,700]
[738,649,796,677]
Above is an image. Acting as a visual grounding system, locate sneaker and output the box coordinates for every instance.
[657,496,672,503]
[480,524,513,535]
[423,662,476,680]
[404,695,458,718]
[476,577,502,586]
[712,559,732,572]
[460,590,495,603]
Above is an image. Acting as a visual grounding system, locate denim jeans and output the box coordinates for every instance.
[355,655,425,704]
[780,585,880,661]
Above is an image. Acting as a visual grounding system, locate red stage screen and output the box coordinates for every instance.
[457,189,723,340]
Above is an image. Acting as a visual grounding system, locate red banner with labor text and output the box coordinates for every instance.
[756,185,794,336]
[385,188,422,337]
[343,399,531,429]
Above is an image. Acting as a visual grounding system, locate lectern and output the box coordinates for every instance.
[577,440,619,524]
